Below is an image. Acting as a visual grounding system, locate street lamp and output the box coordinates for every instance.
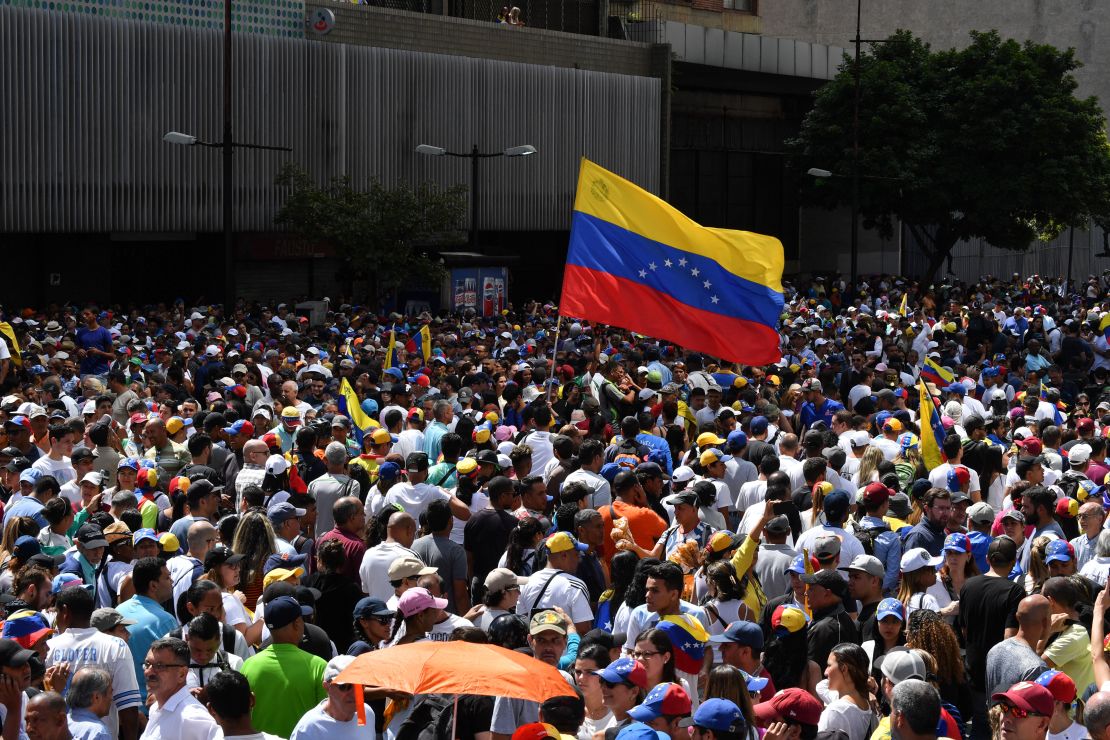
[416,143,537,250]
[163,130,291,303]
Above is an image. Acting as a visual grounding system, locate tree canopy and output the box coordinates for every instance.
[274,163,467,299]
[790,30,1110,282]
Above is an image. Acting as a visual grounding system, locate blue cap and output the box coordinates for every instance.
[383,367,404,380]
[377,461,401,481]
[1045,539,1074,564]
[692,698,747,734]
[615,723,670,740]
[19,469,42,485]
[875,411,892,427]
[263,595,313,630]
[133,528,158,545]
[876,597,906,622]
[600,462,623,484]
[222,419,251,436]
[750,416,768,435]
[627,683,692,722]
[822,489,851,519]
[786,554,810,575]
[726,430,748,452]
[943,532,971,554]
[263,552,308,574]
[707,620,764,650]
[594,657,648,689]
[944,383,967,396]
[13,536,40,561]
[739,669,769,693]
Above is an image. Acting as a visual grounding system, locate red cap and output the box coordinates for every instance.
[261,432,280,450]
[1078,418,1095,434]
[511,724,559,740]
[753,688,822,727]
[1035,670,1076,704]
[992,682,1055,717]
[129,412,149,426]
[862,482,891,506]
[1019,438,1043,456]
[952,466,971,485]
[414,375,431,388]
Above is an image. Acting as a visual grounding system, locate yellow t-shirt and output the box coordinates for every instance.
[1044,623,1095,694]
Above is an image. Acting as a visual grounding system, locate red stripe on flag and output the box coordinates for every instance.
[561,264,781,365]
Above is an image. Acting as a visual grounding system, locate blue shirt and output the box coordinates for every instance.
[635,432,673,474]
[2,496,46,529]
[799,399,844,430]
[423,420,450,462]
[647,361,672,385]
[68,709,111,740]
[76,326,113,375]
[902,517,947,557]
[117,594,178,702]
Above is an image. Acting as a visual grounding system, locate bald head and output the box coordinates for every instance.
[186,521,217,557]
[387,511,416,548]
[1016,594,1050,631]
[1086,691,1110,740]
[243,439,268,458]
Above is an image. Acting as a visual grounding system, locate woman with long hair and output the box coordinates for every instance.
[702,561,750,663]
[762,604,822,694]
[632,627,679,686]
[705,665,760,740]
[596,550,638,633]
[200,544,263,646]
[573,644,614,740]
[802,482,834,531]
[1023,535,1053,595]
[907,610,973,727]
[898,548,943,618]
[500,517,545,576]
[230,511,277,612]
[928,532,980,623]
[0,516,39,575]
[853,447,885,487]
[388,587,444,646]
[861,598,906,681]
[818,643,875,738]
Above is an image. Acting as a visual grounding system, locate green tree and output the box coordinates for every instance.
[274,163,467,300]
[790,30,1110,283]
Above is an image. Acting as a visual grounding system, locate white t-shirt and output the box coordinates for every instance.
[818,698,874,739]
[1048,720,1089,740]
[519,430,555,473]
[905,591,941,619]
[218,733,285,740]
[395,429,426,461]
[290,701,377,740]
[382,482,451,523]
[31,455,76,485]
[929,463,981,495]
[392,613,474,644]
[517,568,593,625]
[734,480,766,513]
[359,541,419,601]
[46,627,142,737]
[620,601,708,652]
[561,469,611,509]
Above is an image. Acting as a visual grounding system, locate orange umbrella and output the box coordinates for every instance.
[336,640,575,703]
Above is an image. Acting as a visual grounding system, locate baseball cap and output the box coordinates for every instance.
[696,432,726,447]
[397,587,447,618]
[280,407,301,425]
[223,419,254,437]
[405,452,430,473]
[595,657,648,689]
[485,567,528,593]
[692,698,747,735]
[265,455,289,476]
[1035,669,1077,704]
[133,528,158,545]
[12,536,41,562]
[846,554,884,579]
[992,681,1055,717]
[204,544,245,571]
[671,466,695,483]
[726,431,748,452]
[369,428,397,446]
[75,524,108,549]
[878,648,926,685]
[876,597,906,622]
[377,461,401,481]
[753,688,822,726]
[0,638,35,669]
[770,605,809,635]
[799,569,847,595]
[698,448,729,466]
[900,547,942,573]
[89,608,136,632]
[750,416,769,435]
[662,490,699,508]
[51,573,88,594]
[861,482,891,507]
[353,597,395,620]
[1056,497,1079,518]
[387,556,437,581]
[267,501,306,526]
[943,533,971,554]
[812,535,841,561]
[263,595,313,630]
[707,620,763,650]
[628,683,692,722]
[967,501,995,525]
[513,723,564,740]
[822,490,850,521]
[1,611,53,649]
[1070,444,1092,465]
[1044,540,1075,564]
[546,531,588,554]
[323,654,357,683]
[1001,508,1026,524]
[529,609,569,636]
[786,554,819,575]
[764,515,791,536]
[614,723,669,740]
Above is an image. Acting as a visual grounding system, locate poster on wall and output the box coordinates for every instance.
[451,268,507,316]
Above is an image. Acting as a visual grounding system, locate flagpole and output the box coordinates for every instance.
[546,314,564,404]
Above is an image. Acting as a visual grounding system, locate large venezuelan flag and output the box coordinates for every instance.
[919,357,954,387]
[560,159,785,365]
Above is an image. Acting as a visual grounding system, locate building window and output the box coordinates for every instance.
[722,0,753,10]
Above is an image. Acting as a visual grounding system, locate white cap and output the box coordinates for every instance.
[323,654,357,683]
[1070,444,1092,465]
[205,345,220,357]
[850,430,871,448]
[900,547,942,573]
[265,455,290,476]
[672,465,695,483]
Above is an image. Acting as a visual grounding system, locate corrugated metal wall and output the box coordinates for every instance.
[0,5,661,233]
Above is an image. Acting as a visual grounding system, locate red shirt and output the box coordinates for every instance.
[317,527,366,586]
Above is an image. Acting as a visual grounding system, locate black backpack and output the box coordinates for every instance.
[852,520,888,556]
[396,693,455,740]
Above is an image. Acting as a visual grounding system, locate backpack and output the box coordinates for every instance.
[852,520,889,556]
[395,693,455,740]
[612,442,643,470]
[1057,471,1088,502]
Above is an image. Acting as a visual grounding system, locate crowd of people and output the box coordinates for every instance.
[0,269,1105,740]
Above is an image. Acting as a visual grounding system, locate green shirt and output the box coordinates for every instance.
[241,642,327,737]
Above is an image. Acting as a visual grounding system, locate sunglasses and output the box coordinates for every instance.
[600,679,632,689]
[998,703,1044,719]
